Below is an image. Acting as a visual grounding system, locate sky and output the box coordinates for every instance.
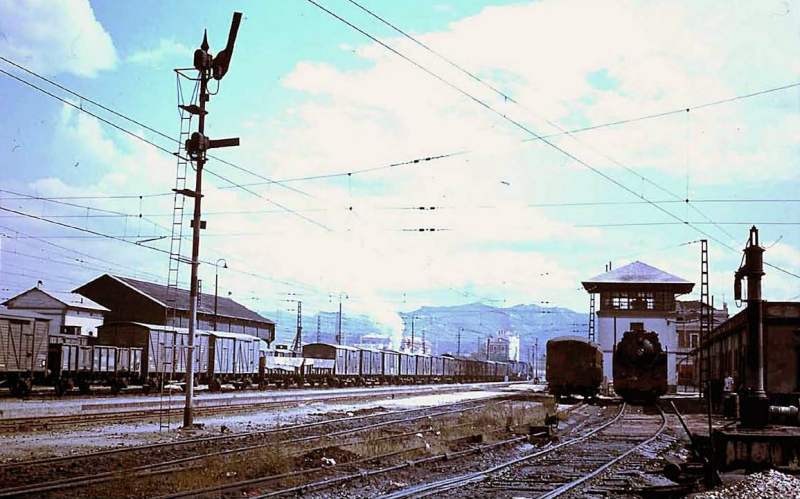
[1,0,799,340]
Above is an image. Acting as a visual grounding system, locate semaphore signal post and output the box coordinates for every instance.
[176,12,242,428]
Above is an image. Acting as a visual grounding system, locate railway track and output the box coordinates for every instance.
[0,381,527,433]
[378,403,668,498]
[0,394,524,498]
[153,402,584,499]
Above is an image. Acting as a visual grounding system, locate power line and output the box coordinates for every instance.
[0,55,311,199]
[0,223,165,281]
[578,221,800,227]
[0,65,327,229]
[344,0,741,243]
[305,0,800,280]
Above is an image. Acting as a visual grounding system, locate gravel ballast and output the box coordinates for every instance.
[696,469,800,499]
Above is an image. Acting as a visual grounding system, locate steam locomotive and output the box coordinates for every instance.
[613,329,668,402]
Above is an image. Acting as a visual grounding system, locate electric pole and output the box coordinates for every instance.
[336,299,343,345]
[180,12,242,428]
[291,301,302,353]
[316,315,321,343]
[410,316,415,353]
[457,327,462,356]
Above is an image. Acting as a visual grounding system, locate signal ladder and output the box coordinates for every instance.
[159,70,200,431]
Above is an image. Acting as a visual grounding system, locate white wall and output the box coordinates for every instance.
[597,315,677,387]
[64,310,104,336]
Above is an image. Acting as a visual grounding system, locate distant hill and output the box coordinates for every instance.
[266,302,588,361]
[399,302,588,359]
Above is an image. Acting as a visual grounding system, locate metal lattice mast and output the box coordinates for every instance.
[291,301,302,353]
[699,239,710,393]
[588,293,596,342]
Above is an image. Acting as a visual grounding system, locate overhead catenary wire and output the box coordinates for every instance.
[343,0,741,242]
[304,0,800,281]
[0,55,311,199]
[0,65,328,230]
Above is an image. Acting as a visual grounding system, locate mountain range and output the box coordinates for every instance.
[268,302,588,362]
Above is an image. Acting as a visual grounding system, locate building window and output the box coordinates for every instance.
[690,334,698,348]
[60,325,82,335]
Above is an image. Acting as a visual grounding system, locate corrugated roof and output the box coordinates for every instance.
[98,275,274,325]
[583,261,693,286]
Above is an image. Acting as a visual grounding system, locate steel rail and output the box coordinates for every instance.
[379,403,627,499]
[537,406,667,498]
[254,435,533,499]
[0,384,518,469]
[0,381,524,433]
[0,398,509,497]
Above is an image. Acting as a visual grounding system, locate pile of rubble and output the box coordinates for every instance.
[697,469,800,499]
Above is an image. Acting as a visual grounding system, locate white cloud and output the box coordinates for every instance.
[0,0,116,77]
[127,39,191,67]
[11,1,800,333]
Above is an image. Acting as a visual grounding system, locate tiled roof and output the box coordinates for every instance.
[98,275,274,325]
[583,261,693,285]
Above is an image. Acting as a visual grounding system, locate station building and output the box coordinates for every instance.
[73,274,275,342]
[2,286,108,337]
[582,261,694,392]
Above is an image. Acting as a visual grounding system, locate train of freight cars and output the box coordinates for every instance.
[1,317,530,396]
[545,330,668,402]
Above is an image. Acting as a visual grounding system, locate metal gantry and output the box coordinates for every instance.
[699,239,710,394]
[588,292,596,342]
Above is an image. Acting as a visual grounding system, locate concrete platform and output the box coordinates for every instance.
[713,425,800,471]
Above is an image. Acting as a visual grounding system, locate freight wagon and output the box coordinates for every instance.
[546,336,603,399]
[96,322,265,391]
[0,308,50,396]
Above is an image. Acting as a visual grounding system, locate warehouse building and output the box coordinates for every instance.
[74,274,275,342]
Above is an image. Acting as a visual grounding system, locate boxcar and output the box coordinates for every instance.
[399,351,417,378]
[546,335,603,399]
[358,348,384,382]
[381,349,401,379]
[302,343,360,384]
[207,331,261,390]
[97,322,210,388]
[0,308,50,396]
[431,356,445,378]
[416,354,432,379]
[442,355,458,380]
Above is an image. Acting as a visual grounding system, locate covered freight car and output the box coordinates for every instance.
[546,336,603,399]
[302,343,360,385]
[0,307,50,396]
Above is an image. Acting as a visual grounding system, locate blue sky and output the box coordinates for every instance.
[1,0,799,339]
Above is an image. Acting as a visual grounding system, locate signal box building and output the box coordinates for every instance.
[582,261,694,392]
[74,274,275,342]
